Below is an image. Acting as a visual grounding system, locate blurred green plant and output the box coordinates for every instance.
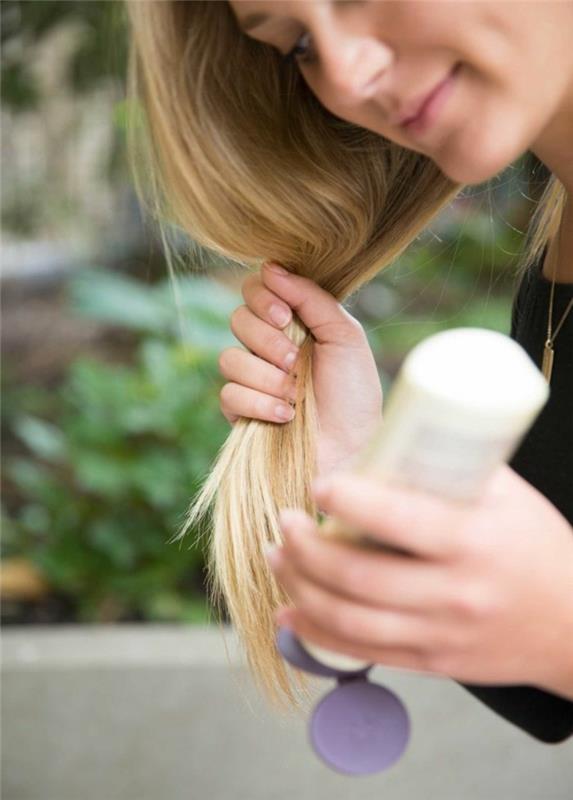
[1,0,131,235]
[1,0,127,110]
[2,267,241,624]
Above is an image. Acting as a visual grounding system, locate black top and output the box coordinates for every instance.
[458,248,573,743]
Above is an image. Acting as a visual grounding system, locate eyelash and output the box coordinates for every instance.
[283,31,315,64]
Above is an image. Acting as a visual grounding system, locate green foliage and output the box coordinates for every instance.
[0,62,41,112]
[1,1,128,110]
[1,1,131,233]
[2,267,241,624]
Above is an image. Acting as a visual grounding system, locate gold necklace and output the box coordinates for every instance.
[541,236,573,384]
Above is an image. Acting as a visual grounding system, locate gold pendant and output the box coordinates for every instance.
[542,340,554,384]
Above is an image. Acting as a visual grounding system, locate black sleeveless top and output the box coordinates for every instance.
[458,249,573,742]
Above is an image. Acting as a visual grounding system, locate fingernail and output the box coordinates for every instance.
[266,262,289,276]
[270,304,291,327]
[284,351,298,370]
[275,404,295,421]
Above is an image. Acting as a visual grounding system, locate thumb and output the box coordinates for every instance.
[261,261,364,346]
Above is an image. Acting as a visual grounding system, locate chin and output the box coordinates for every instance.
[434,131,525,186]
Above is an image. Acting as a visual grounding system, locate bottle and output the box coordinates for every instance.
[300,327,550,671]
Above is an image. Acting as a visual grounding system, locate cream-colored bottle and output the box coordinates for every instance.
[302,327,550,672]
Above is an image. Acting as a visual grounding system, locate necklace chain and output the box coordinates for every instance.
[541,234,573,384]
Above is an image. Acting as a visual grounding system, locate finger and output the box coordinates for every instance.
[271,552,434,653]
[278,508,450,614]
[229,304,300,374]
[262,262,366,346]
[218,347,297,404]
[241,272,293,330]
[311,472,471,562]
[220,382,296,425]
[278,607,436,677]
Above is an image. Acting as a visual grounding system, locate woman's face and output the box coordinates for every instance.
[229,1,573,186]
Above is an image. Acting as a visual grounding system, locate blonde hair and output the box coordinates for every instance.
[123,0,566,712]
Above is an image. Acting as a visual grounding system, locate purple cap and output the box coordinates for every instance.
[276,627,371,679]
[275,626,410,775]
[310,680,410,775]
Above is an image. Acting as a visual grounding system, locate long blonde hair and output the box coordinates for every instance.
[123,0,566,712]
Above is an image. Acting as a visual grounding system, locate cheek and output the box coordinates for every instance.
[423,68,534,185]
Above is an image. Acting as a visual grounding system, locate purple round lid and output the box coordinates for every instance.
[276,627,371,679]
[309,680,411,775]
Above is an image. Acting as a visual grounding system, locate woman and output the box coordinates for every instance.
[125,1,573,741]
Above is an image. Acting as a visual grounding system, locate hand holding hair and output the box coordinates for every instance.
[220,260,384,480]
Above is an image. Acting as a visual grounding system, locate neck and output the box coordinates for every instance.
[530,57,573,283]
[540,197,573,285]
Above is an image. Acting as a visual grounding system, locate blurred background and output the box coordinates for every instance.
[3,3,570,800]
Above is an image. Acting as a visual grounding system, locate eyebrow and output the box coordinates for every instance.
[237,12,272,33]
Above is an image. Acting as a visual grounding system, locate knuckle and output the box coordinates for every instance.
[450,581,495,622]
[448,589,474,620]
[219,383,232,407]
[330,607,355,640]
[217,348,232,375]
[229,304,247,333]
[428,622,475,674]
[240,274,258,300]
[422,647,454,675]
[475,588,501,620]
[413,625,459,673]
[426,621,459,657]
[219,383,229,406]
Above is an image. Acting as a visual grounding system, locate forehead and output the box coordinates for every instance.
[229,0,317,32]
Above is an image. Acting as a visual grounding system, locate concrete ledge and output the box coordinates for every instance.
[2,623,244,670]
[3,625,573,800]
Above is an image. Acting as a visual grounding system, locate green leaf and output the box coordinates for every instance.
[87,519,137,569]
[6,458,54,496]
[12,415,67,462]
[74,451,130,498]
[67,268,170,333]
[0,62,41,112]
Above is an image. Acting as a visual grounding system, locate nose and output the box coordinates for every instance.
[317,35,394,106]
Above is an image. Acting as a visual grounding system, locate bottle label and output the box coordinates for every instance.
[390,421,515,501]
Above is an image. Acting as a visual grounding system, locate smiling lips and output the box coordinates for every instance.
[393,64,460,128]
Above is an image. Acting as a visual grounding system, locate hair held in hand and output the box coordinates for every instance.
[124,0,566,713]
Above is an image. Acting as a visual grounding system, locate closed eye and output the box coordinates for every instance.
[283,31,316,65]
